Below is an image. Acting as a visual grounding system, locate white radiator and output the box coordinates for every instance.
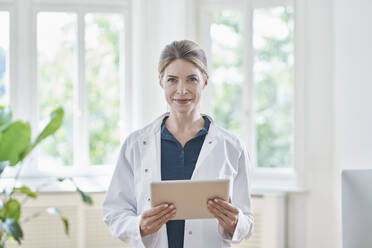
[7,193,286,248]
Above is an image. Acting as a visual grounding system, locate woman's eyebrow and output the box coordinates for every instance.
[187,74,198,77]
[166,74,198,78]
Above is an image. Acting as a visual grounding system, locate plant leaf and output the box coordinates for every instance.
[0,106,12,132]
[0,121,31,166]
[61,216,69,235]
[45,207,69,236]
[20,107,64,161]
[2,218,23,244]
[13,186,38,198]
[0,199,21,221]
[76,188,93,205]
[34,107,64,145]
[0,160,9,175]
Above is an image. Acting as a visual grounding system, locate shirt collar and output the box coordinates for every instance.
[161,116,210,141]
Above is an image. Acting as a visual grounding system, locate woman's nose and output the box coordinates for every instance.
[176,81,187,94]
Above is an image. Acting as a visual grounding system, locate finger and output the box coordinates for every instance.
[151,208,177,230]
[145,205,175,226]
[208,202,231,226]
[209,200,236,221]
[229,196,232,203]
[208,206,229,228]
[142,207,175,234]
[213,198,239,215]
[143,203,170,218]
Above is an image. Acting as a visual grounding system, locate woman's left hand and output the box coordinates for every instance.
[207,196,239,237]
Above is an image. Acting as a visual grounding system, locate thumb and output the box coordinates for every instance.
[229,196,232,203]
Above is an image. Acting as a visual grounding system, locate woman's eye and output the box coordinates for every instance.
[167,78,176,82]
[189,77,198,82]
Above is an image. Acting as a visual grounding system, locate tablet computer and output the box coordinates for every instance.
[151,179,230,220]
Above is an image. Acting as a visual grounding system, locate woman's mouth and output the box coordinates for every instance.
[173,99,192,104]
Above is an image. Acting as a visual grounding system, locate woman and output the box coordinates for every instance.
[103,40,254,248]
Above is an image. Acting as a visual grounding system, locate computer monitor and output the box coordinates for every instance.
[342,169,372,248]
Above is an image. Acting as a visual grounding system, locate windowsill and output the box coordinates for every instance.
[0,174,307,196]
[251,185,307,196]
[250,167,307,195]
[0,175,111,193]
[1,163,306,195]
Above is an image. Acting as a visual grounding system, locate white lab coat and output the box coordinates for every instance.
[103,113,254,248]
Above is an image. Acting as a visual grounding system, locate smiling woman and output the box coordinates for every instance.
[103,40,254,248]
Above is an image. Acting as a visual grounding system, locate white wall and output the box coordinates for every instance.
[290,0,337,247]
[333,0,372,247]
[290,0,372,247]
[334,0,372,170]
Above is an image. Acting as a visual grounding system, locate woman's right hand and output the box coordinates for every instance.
[140,203,176,237]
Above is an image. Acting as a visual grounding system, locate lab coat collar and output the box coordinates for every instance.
[148,112,217,139]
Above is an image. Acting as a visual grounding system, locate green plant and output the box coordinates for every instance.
[0,106,93,247]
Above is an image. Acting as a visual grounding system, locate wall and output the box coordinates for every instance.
[333,0,372,247]
[290,0,337,247]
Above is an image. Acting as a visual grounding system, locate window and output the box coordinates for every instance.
[0,11,9,106]
[85,13,122,166]
[200,0,296,171]
[253,7,294,169]
[209,10,244,136]
[37,10,125,169]
[37,12,76,167]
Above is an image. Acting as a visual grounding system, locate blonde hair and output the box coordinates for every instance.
[158,40,208,80]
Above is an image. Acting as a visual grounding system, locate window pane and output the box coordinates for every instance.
[253,7,294,168]
[0,12,9,105]
[85,13,122,165]
[210,10,244,136]
[38,12,76,166]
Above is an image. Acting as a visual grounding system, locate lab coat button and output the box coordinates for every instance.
[143,141,147,145]
[147,198,150,202]
[145,169,148,172]
[188,231,192,235]
[208,141,212,144]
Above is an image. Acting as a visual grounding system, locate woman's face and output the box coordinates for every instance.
[160,59,207,115]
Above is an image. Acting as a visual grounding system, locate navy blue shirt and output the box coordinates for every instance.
[161,116,211,248]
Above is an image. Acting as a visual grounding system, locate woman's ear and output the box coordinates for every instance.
[203,77,208,89]
[159,76,164,88]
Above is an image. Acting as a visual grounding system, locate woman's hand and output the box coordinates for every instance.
[207,196,239,237]
[139,203,176,237]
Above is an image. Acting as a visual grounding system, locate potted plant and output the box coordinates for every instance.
[0,106,92,247]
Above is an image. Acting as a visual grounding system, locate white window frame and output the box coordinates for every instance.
[0,0,132,179]
[196,0,306,190]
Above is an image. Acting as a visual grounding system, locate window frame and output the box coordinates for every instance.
[197,0,305,190]
[0,0,132,179]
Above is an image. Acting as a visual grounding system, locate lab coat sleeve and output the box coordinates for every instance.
[217,144,254,243]
[102,139,154,248]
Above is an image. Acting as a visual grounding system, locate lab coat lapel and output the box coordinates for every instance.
[141,130,162,183]
[191,122,217,180]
